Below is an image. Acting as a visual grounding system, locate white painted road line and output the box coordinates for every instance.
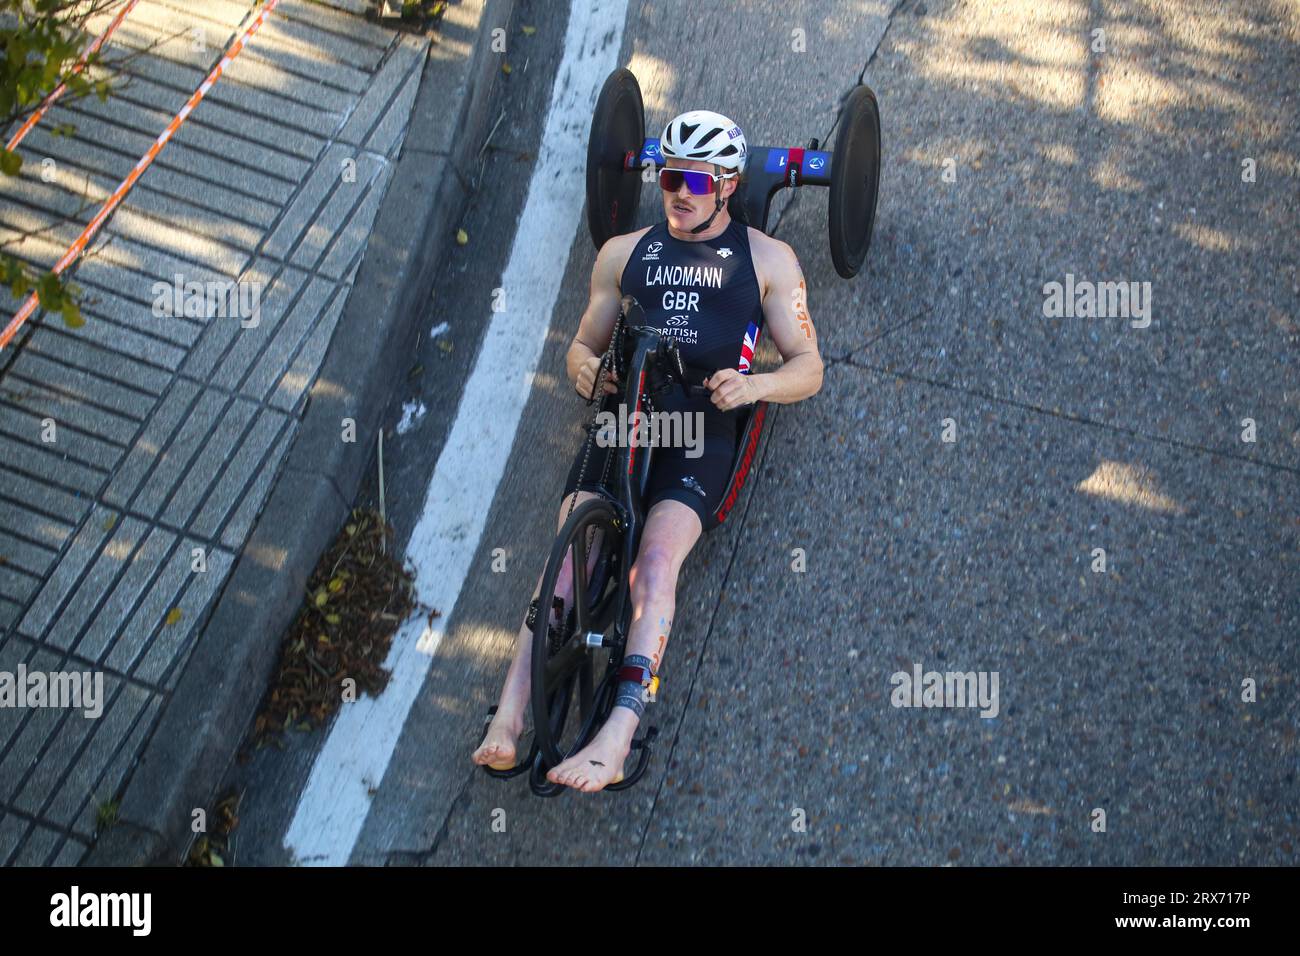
[284,0,631,866]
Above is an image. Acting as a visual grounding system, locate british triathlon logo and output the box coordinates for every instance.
[716,247,733,259]
[642,241,663,262]
[660,315,696,342]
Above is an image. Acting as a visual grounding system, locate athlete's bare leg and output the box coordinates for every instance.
[472,489,605,770]
[547,499,702,791]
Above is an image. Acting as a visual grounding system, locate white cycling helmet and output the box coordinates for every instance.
[660,109,748,173]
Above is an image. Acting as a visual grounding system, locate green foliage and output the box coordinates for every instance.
[1,0,118,331]
[399,0,447,23]
[0,1,105,130]
[95,798,119,832]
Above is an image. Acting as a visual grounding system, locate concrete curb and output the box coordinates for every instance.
[85,0,514,866]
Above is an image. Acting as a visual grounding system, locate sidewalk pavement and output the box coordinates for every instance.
[0,0,508,865]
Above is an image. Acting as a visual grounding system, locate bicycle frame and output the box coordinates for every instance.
[494,311,694,795]
[590,321,668,655]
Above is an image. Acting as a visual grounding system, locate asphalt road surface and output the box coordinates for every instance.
[224,0,1298,866]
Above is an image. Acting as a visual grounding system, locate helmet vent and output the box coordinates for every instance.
[694,127,722,148]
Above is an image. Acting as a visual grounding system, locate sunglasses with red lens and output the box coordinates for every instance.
[658,166,736,196]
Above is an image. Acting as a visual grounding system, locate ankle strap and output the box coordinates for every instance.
[617,664,660,702]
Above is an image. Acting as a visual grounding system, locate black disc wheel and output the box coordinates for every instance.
[828,84,882,278]
[531,497,624,767]
[586,67,645,249]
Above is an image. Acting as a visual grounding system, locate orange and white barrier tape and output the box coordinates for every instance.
[5,0,143,153]
[0,0,283,352]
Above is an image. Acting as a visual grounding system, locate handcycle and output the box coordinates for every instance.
[481,295,762,796]
[481,66,882,795]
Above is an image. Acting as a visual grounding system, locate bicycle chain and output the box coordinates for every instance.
[551,309,633,638]
[565,310,627,526]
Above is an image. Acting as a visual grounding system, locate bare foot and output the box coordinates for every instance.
[546,712,636,792]
[472,710,524,770]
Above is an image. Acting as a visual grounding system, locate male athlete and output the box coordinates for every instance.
[472,109,824,791]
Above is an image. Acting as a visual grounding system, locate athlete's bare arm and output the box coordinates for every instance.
[745,229,824,405]
[566,230,647,399]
